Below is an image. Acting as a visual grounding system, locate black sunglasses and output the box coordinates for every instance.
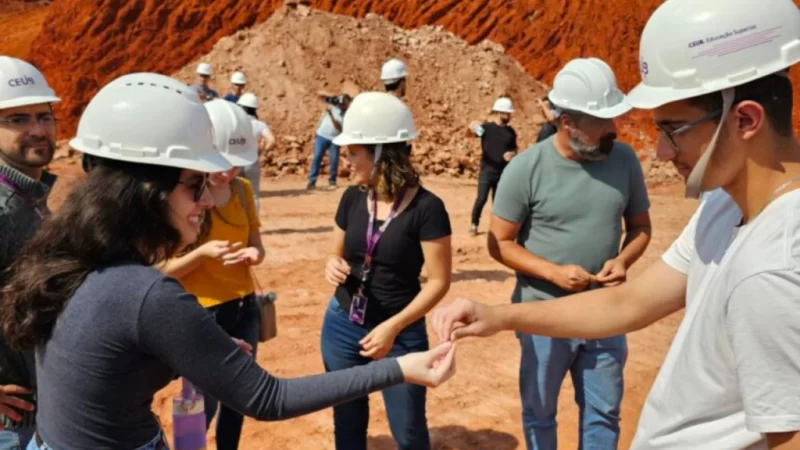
[178,175,209,202]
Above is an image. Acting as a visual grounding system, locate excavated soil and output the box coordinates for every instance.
[0,1,50,59]
[170,7,552,180]
[22,0,800,144]
[44,159,697,450]
[0,0,771,448]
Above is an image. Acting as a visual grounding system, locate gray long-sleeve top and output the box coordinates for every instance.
[35,263,404,449]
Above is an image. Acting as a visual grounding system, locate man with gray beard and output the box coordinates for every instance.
[0,56,60,450]
[487,57,652,450]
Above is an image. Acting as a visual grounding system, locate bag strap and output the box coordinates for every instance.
[233,177,249,216]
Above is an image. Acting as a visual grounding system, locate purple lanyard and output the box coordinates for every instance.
[361,189,405,282]
[0,173,43,219]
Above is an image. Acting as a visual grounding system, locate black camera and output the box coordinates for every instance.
[323,94,351,108]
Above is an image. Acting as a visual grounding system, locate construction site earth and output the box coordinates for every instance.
[1,0,780,448]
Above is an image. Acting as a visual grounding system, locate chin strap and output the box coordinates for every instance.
[685,87,736,199]
[368,144,384,187]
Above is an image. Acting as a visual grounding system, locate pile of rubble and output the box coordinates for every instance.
[45,3,674,185]
[172,5,550,180]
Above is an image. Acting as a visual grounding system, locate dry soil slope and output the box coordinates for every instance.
[0,0,50,59]
[28,0,800,138]
[168,7,549,178]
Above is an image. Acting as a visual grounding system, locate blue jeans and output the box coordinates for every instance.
[518,334,627,450]
[308,134,340,186]
[320,299,430,450]
[27,431,167,450]
[201,295,261,450]
[0,429,33,450]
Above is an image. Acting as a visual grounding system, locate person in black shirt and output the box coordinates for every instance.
[467,97,518,236]
[323,92,453,450]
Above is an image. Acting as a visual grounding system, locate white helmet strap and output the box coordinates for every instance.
[369,143,384,185]
[685,87,735,199]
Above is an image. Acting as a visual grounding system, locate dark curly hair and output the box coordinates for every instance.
[365,142,420,200]
[1,157,185,350]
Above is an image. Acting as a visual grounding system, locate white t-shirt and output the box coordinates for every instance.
[315,106,343,140]
[250,118,270,140]
[632,188,800,450]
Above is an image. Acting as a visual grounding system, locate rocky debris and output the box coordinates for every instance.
[30,0,693,153]
[27,0,676,185]
[644,160,683,187]
[171,6,551,180]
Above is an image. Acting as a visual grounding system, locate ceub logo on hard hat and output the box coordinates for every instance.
[204,99,258,167]
[625,0,800,199]
[8,76,35,87]
[0,56,60,110]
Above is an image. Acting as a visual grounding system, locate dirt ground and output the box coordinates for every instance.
[45,160,696,450]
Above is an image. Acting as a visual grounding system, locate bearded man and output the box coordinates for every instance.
[485,57,652,450]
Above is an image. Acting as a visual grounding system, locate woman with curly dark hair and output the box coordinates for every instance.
[322,92,453,450]
[0,74,456,450]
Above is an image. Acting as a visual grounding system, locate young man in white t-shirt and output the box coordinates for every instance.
[430,0,800,448]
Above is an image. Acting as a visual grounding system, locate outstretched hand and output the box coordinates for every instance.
[396,341,457,388]
[431,298,504,342]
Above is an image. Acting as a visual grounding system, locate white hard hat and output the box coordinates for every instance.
[547,58,631,119]
[230,71,246,85]
[0,56,60,110]
[204,99,258,167]
[333,92,416,147]
[237,92,258,109]
[492,97,514,113]
[628,0,800,199]
[69,72,231,173]
[627,0,800,110]
[380,58,408,84]
[196,63,212,77]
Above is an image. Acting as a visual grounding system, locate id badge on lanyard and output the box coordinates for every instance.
[349,189,405,325]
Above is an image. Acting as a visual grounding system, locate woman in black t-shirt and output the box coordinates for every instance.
[322,92,453,450]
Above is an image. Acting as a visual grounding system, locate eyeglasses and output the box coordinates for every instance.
[178,175,209,202]
[0,113,58,129]
[656,110,722,152]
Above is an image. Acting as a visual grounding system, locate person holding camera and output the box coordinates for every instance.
[307,92,351,190]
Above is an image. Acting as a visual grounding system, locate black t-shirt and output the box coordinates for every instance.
[479,122,518,173]
[334,186,451,326]
[536,122,557,143]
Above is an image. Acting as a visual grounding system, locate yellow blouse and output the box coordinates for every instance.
[180,178,261,308]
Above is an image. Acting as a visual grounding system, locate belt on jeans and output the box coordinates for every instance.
[35,431,169,449]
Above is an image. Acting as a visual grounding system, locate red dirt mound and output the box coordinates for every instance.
[28,0,799,140]
[170,7,551,180]
[0,1,51,59]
